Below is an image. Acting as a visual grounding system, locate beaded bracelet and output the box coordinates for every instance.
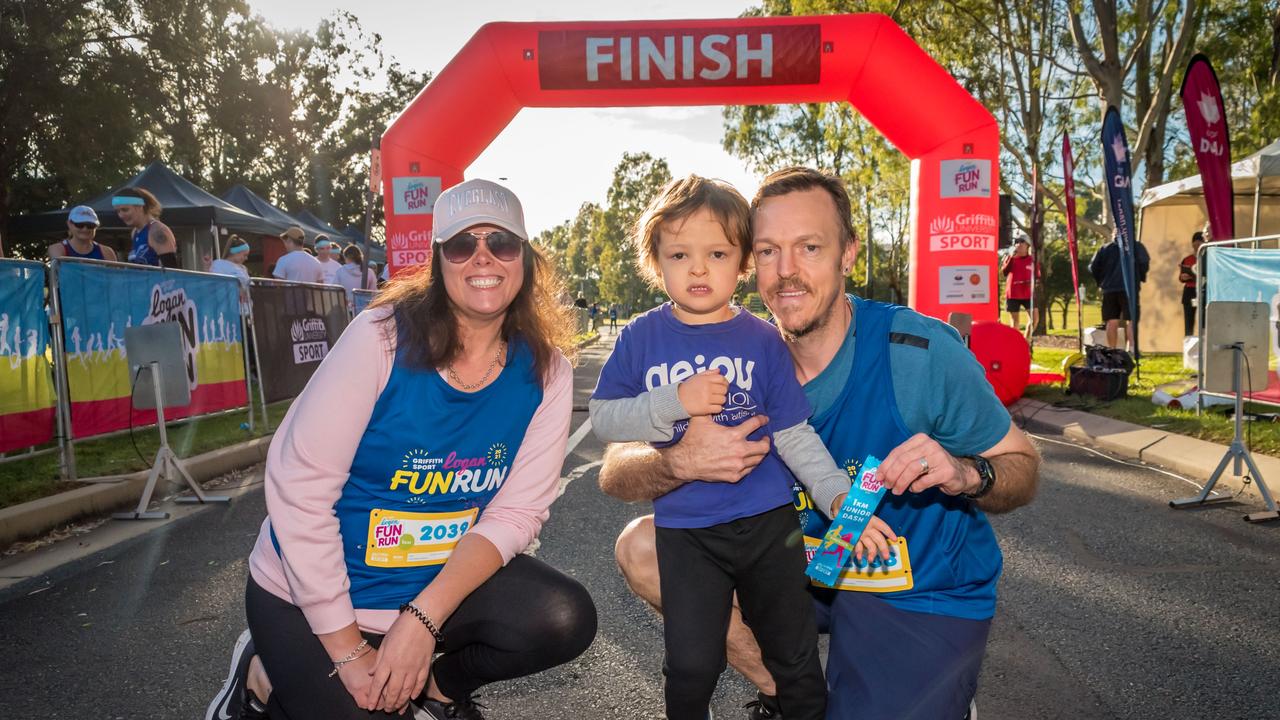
[400,601,445,643]
[327,638,370,677]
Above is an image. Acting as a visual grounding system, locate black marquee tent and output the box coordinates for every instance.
[292,209,345,239]
[222,185,333,241]
[13,161,284,237]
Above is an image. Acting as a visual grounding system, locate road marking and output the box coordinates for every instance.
[565,418,593,459]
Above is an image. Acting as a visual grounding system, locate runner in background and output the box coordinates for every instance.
[316,235,342,284]
[272,226,325,284]
[336,245,379,311]
[48,206,117,261]
[210,236,252,312]
[1001,237,1035,341]
[114,187,178,268]
[1178,230,1205,337]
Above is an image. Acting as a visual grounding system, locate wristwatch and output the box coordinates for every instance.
[961,455,996,499]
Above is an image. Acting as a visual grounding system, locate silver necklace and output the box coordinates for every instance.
[447,341,505,390]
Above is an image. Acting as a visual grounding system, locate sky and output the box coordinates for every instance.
[250,0,761,236]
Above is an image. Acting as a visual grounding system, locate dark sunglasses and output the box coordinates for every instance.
[440,230,523,264]
[73,222,97,230]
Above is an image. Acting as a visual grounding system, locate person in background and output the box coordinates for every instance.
[316,235,342,284]
[1001,237,1036,341]
[273,226,325,284]
[211,236,252,311]
[589,302,599,331]
[380,262,391,285]
[335,244,379,310]
[114,187,178,268]
[1179,230,1206,337]
[608,303,619,333]
[49,206,117,261]
[1089,230,1151,351]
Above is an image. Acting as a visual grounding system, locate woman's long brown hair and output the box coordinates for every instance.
[369,241,576,384]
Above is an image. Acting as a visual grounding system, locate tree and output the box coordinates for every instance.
[1067,0,1202,189]
[1,2,429,257]
[598,152,672,309]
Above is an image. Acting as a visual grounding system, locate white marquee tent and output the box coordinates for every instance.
[1137,138,1280,353]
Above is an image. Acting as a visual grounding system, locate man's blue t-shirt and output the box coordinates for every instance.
[592,304,810,529]
[802,296,1011,620]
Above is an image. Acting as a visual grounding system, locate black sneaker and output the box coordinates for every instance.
[205,629,267,720]
[743,691,780,719]
[414,694,487,720]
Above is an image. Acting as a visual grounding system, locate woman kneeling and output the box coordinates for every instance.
[206,179,596,720]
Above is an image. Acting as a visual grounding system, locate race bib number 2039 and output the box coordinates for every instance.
[364,507,478,568]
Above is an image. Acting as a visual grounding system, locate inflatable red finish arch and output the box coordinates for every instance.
[382,14,1000,322]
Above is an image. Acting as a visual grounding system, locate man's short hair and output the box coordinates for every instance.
[633,175,752,289]
[751,167,857,249]
[1192,231,1204,243]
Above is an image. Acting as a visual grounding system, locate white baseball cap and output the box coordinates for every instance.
[431,179,528,243]
[68,206,100,226]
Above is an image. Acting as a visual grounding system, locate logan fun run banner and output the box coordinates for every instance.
[0,260,56,452]
[249,280,349,403]
[55,260,247,438]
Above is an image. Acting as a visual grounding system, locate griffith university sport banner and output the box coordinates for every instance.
[55,259,247,438]
[0,260,56,452]
[1102,106,1139,354]
[1180,54,1234,241]
[248,279,349,404]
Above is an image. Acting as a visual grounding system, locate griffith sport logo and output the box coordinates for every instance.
[929,213,996,253]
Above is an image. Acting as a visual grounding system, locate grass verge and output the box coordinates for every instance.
[1028,347,1280,456]
[0,400,292,510]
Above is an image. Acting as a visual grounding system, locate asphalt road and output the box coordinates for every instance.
[2,332,1278,720]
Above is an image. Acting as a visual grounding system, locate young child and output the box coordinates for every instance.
[590,176,891,720]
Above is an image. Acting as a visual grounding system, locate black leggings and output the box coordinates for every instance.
[245,555,597,720]
[655,504,826,720]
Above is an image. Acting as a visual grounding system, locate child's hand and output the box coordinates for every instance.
[678,369,729,416]
[854,516,898,564]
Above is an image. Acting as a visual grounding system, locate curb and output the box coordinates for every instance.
[0,435,273,549]
[1012,398,1279,500]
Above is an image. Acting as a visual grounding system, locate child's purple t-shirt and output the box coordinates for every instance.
[592,304,811,529]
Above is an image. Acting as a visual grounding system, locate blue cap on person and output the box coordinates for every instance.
[431,179,528,243]
[68,205,99,226]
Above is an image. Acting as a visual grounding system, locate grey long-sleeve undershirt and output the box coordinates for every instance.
[589,386,850,518]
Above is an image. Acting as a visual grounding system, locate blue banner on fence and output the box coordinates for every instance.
[55,259,247,438]
[0,260,55,452]
[1205,247,1280,398]
[353,289,377,316]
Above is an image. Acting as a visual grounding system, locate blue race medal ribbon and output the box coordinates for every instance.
[805,456,887,587]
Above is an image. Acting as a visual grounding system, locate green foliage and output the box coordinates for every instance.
[725,0,1278,276]
[1,2,428,258]
[537,152,672,311]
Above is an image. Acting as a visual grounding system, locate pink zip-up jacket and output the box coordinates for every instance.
[248,307,573,635]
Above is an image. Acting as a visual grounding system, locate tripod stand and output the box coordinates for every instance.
[1169,343,1278,523]
[114,360,229,520]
